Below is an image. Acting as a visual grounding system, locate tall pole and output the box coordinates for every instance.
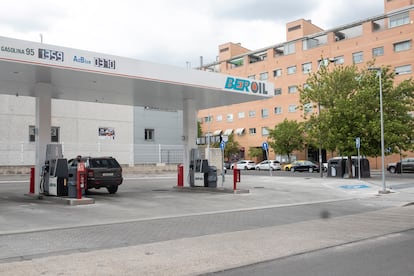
[378,71,386,193]
[369,67,386,193]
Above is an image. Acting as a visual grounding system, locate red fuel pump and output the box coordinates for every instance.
[76,161,86,199]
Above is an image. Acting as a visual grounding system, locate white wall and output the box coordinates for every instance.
[0,95,134,165]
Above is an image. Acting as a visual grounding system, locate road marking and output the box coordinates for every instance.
[340,184,370,189]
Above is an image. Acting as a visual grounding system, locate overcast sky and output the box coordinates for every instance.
[0,0,384,68]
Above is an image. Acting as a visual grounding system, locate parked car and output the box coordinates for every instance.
[255,160,281,171]
[68,156,123,194]
[283,160,304,171]
[288,160,320,173]
[230,160,256,170]
[387,158,414,173]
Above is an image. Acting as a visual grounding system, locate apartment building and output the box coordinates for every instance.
[198,0,414,166]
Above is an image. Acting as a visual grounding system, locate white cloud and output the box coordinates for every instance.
[0,0,384,67]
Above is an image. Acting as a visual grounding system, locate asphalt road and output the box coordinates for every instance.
[206,229,414,276]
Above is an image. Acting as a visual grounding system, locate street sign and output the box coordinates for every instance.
[355,137,360,149]
[220,141,225,150]
[262,142,268,151]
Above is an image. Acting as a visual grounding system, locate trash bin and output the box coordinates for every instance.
[327,158,346,178]
[67,167,77,198]
[204,166,217,188]
[350,158,370,178]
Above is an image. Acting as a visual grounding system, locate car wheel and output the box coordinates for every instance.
[389,166,396,174]
[309,167,314,173]
[244,166,248,170]
[256,167,260,171]
[107,186,118,194]
[285,167,290,171]
[291,167,295,172]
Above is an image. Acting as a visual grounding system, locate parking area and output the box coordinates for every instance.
[0,171,412,236]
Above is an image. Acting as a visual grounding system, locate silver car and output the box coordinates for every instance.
[255,160,281,171]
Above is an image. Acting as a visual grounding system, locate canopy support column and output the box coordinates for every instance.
[182,98,197,186]
[34,83,52,195]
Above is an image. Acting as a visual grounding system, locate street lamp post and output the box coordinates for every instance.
[316,58,336,177]
[368,67,387,193]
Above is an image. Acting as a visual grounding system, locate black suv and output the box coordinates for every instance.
[68,156,123,194]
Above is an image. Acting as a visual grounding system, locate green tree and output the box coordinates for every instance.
[267,119,304,162]
[212,134,240,161]
[248,147,262,160]
[299,62,414,176]
[197,121,202,138]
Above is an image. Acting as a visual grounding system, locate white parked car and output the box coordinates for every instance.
[255,160,281,171]
[230,160,256,170]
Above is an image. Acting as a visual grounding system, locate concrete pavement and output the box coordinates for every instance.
[0,172,413,275]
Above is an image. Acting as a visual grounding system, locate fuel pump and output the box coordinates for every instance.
[42,144,68,196]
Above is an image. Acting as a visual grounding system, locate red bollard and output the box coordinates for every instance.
[233,169,240,191]
[29,167,35,194]
[177,164,184,187]
[76,162,86,199]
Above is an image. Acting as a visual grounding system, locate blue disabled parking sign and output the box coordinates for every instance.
[340,184,370,189]
[262,142,268,151]
[220,141,225,150]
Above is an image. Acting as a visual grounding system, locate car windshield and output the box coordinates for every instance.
[89,158,120,168]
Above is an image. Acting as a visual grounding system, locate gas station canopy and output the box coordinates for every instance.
[0,35,273,193]
[0,36,273,110]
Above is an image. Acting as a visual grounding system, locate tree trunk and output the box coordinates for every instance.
[347,155,353,178]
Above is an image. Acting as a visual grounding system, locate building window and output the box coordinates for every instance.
[303,35,327,50]
[261,127,269,136]
[226,114,233,122]
[395,65,412,75]
[204,115,212,123]
[288,105,297,112]
[273,68,282,78]
[303,103,313,115]
[238,112,245,119]
[51,127,60,143]
[259,72,268,80]
[334,56,344,65]
[284,42,296,55]
[145,129,154,141]
[352,51,363,64]
[248,110,256,118]
[274,106,282,114]
[29,126,35,142]
[287,65,297,75]
[261,108,269,118]
[394,40,411,52]
[216,115,222,122]
[274,88,282,96]
[372,46,384,57]
[248,75,255,79]
[288,86,297,94]
[389,11,409,28]
[249,128,256,135]
[29,126,60,142]
[302,62,312,73]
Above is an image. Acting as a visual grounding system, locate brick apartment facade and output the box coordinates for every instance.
[198,0,414,168]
